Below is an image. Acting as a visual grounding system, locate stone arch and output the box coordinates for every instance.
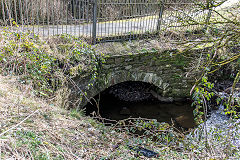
[80,70,171,107]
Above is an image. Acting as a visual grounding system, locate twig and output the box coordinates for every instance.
[0,109,39,137]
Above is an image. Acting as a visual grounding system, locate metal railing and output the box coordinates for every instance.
[0,0,208,44]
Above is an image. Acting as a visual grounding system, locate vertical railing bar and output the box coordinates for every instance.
[114,0,117,40]
[150,0,155,33]
[147,0,151,37]
[135,0,138,36]
[120,0,123,40]
[31,0,34,34]
[1,0,6,26]
[96,0,99,41]
[52,0,55,36]
[87,0,88,39]
[106,0,109,40]
[88,0,90,38]
[117,0,120,39]
[114,0,117,41]
[142,0,146,37]
[115,0,118,40]
[72,0,74,35]
[6,0,11,27]
[132,0,135,39]
[136,0,139,39]
[4,0,8,25]
[83,0,86,38]
[127,0,130,40]
[78,0,81,37]
[100,0,103,39]
[157,0,164,32]
[36,0,39,34]
[69,0,71,34]
[40,0,43,36]
[7,0,12,27]
[89,0,93,40]
[105,0,108,42]
[50,0,55,36]
[116,0,118,39]
[125,0,129,40]
[154,0,159,32]
[66,0,68,35]
[57,0,59,35]
[23,0,26,28]
[111,0,114,40]
[26,0,29,29]
[9,0,13,25]
[115,0,117,40]
[118,0,122,40]
[92,0,97,44]
[121,0,124,39]
[139,0,142,37]
[119,0,122,40]
[113,0,115,40]
[55,0,58,35]
[61,0,63,34]
[13,0,18,24]
[151,1,157,33]
[140,0,144,36]
[147,0,151,35]
[74,0,77,36]
[39,0,41,35]
[142,0,146,38]
[47,0,49,37]
[144,0,148,37]
[130,0,133,40]
[86,0,89,39]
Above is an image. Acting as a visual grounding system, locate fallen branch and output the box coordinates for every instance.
[0,109,39,137]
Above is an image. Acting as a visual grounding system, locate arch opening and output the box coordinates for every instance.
[85,81,195,129]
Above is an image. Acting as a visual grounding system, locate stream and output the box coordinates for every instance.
[85,81,195,129]
[85,81,240,148]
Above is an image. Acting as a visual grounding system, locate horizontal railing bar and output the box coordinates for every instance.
[98,3,160,5]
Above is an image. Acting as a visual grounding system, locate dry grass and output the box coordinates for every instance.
[0,75,128,159]
[1,75,236,159]
[1,76,179,159]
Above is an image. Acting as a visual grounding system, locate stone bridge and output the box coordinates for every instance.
[68,41,197,108]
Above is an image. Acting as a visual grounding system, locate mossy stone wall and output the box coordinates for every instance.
[69,48,197,108]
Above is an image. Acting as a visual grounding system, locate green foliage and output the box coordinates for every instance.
[70,108,85,119]
[13,130,48,160]
[0,27,103,99]
[66,41,105,93]
[192,76,214,124]
[0,30,61,97]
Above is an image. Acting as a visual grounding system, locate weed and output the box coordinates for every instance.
[70,108,85,119]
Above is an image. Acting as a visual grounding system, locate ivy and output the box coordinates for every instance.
[192,76,215,124]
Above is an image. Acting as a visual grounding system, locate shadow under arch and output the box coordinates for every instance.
[81,71,171,107]
[84,79,195,129]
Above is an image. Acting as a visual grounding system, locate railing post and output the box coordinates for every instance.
[157,0,164,32]
[92,0,97,44]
